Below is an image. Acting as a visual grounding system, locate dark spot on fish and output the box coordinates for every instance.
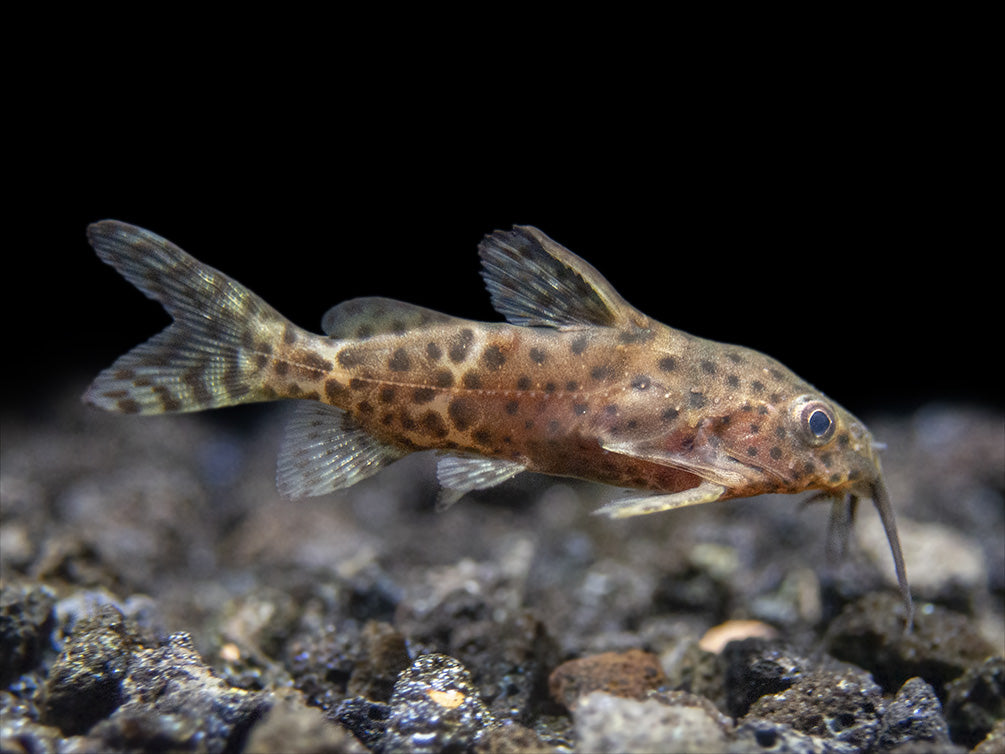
[751,380,765,393]
[524,419,534,430]
[133,377,152,387]
[803,461,816,474]
[566,380,579,391]
[604,404,618,415]
[516,375,532,390]
[473,429,492,445]
[400,415,417,430]
[388,349,411,372]
[356,324,374,338]
[836,433,850,446]
[769,446,783,460]
[689,392,707,409]
[358,400,374,415]
[462,371,482,389]
[769,368,785,381]
[255,353,270,370]
[390,319,407,335]
[274,360,289,377]
[349,377,367,390]
[113,368,135,381]
[544,381,557,393]
[770,392,783,404]
[775,426,786,439]
[820,452,834,468]
[434,369,454,388]
[727,374,740,388]
[661,408,679,422]
[449,329,474,363]
[747,446,758,456]
[283,324,298,344]
[700,360,716,375]
[426,342,442,361]
[658,356,677,372]
[504,400,519,415]
[570,335,589,355]
[448,397,477,430]
[529,347,547,365]
[412,387,436,404]
[758,405,769,415]
[829,473,842,484]
[547,420,560,435]
[749,423,761,434]
[626,419,638,430]
[378,386,396,403]
[631,375,650,390]
[482,344,507,370]
[590,365,615,381]
[573,402,588,415]
[325,378,347,402]
[727,352,745,364]
[381,411,394,425]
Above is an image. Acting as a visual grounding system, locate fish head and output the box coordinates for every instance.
[711,388,912,629]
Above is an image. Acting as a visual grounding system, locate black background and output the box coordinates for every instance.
[6,54,998,421]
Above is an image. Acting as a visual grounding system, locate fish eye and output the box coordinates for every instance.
[799,400,836,444]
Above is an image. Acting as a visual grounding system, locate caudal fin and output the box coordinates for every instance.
[84,221,287,414]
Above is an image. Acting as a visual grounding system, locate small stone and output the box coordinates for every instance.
[41,603,138,735]
[548,648,668,709]
[944,656,1005,749]
[379,653,494,753]
[875,677,951,751]
[572,691,729,754]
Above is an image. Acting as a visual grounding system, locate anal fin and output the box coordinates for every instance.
[593,480,727,518]
[435,455,525,510]
[277,402,404,499]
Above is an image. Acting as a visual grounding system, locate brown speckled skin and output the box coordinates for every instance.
[266,317,877,502]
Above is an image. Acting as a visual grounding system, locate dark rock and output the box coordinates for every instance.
[548,648,668,709]
[333,696,391,750]
[111,631,265,753]
[825,592,995,693]
[875,677,951,751]
[744,663,886,751]
[0,581,56,687]
[40,603,138,735]
[943,655,1005,749]
[722,638,807,718]
[379,653,495,753]
[732,719,860,753]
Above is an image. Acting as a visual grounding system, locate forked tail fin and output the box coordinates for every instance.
[84,220,288,414]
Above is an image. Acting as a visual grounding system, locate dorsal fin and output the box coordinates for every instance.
[478,226,648,329]
[322,297,459,339]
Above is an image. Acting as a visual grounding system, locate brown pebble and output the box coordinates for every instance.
[548,648,668,709]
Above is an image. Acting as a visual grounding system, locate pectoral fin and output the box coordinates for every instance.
[600,437,752,489]
[594,481,728,518]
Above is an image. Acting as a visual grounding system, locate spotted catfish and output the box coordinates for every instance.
[85,221,912,627]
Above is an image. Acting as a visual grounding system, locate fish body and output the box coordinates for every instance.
[84,221,912,626]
